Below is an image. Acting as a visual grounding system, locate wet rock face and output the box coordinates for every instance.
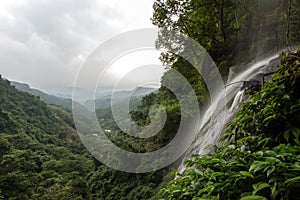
[283,45,299,53]
[242,80,261,91]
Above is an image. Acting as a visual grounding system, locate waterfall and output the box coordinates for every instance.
[230,90,244,112]
[178,54,280,174]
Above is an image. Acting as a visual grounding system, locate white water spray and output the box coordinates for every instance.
[178,54,280,173]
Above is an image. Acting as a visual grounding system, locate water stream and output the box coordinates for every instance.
[178,54,281,174]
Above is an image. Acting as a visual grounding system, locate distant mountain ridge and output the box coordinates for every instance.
[11,81,158,110]
[11,81,72,109]
[83,87,158,109]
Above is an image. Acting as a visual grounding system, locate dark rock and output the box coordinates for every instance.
[241,80,261,91]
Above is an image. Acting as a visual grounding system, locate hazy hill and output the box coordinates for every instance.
[11,81,72,109]
[84,87,157,109]
[11,81,157,111]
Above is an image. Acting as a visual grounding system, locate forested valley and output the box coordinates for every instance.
[0,0,300,199]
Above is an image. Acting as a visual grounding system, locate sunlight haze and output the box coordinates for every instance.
[0,0,160,94]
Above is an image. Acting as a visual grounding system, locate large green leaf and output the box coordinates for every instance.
[252,182,270,195]
[240,195,267,200]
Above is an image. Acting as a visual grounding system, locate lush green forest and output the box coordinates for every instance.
[0,76,92,199]
[0,76,174,199]
[0,0,300,199]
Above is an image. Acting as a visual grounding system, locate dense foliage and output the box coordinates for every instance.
[160,49,300,199]
[152,0,299,76]
[0,77,92,199]
[0,77,173,199]
[149,1,300,198]
[1,0,299,199]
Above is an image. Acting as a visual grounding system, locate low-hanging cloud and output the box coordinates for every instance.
[0,0,157,93]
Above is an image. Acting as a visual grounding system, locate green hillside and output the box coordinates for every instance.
[0,76,94,199]
[10,81,72,109]
[0,76,173,199]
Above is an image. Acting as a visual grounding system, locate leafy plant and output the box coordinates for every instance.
[160,49,300,199]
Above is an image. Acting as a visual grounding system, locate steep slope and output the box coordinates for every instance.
[0,76,174,200]
[11,81,72,109]
[160,49,300,199]
[0,76,93,199]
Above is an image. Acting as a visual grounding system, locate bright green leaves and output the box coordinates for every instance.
[284,176,300,187]
[249,161,269,174]
[266,166,276,178]
[240,195,267,200]
[252,182,270,195]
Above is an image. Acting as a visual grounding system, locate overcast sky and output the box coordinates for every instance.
[0,0,164,94]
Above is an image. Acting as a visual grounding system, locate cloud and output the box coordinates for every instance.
[0,0,157,93]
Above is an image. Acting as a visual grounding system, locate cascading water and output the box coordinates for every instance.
[178,54,281,174]
[230,90,244,112]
